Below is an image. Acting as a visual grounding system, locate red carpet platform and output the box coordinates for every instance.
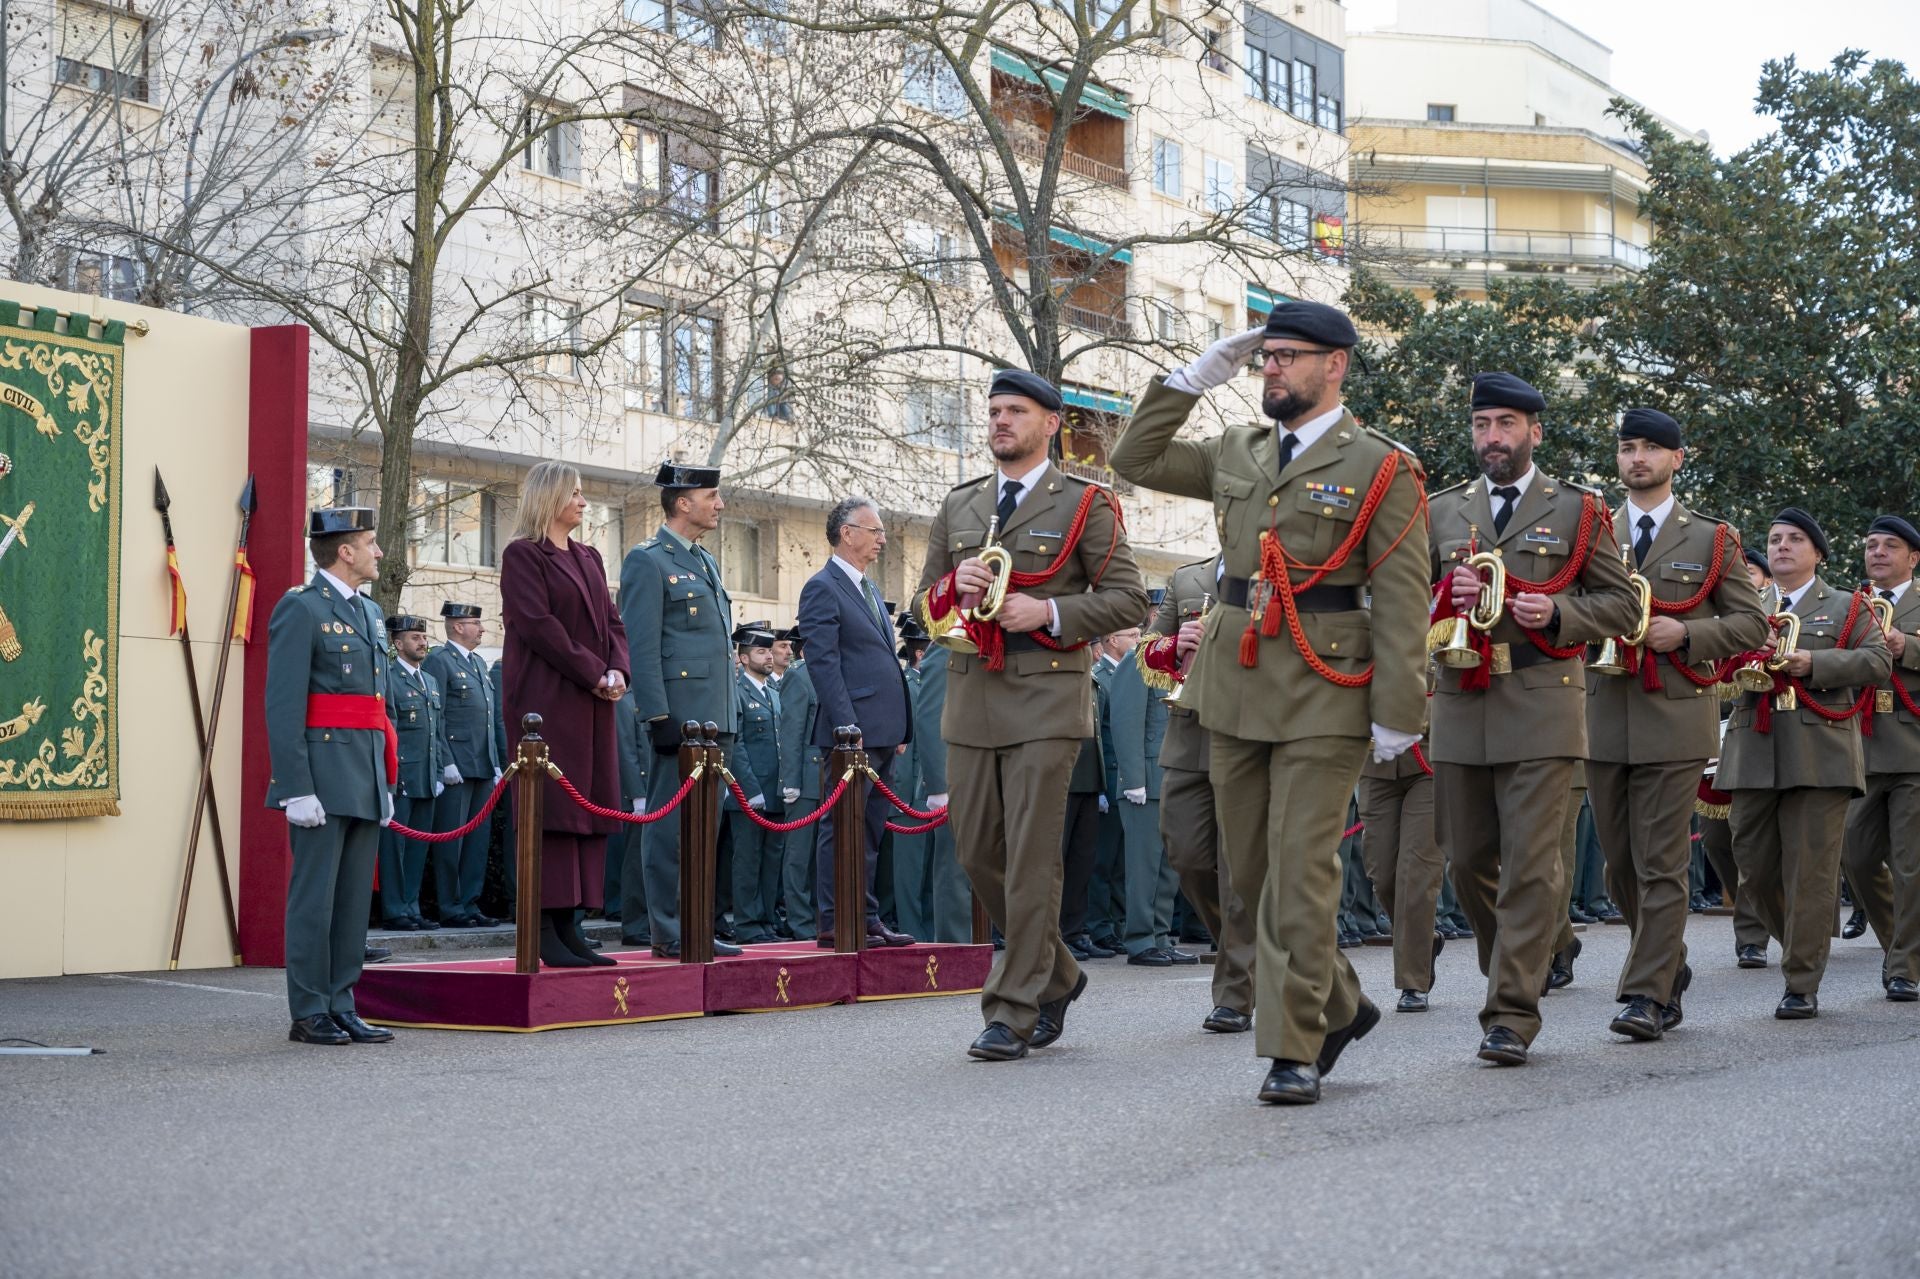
[356,940,992,1032]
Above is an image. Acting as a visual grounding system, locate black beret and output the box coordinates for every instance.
[1742,546,1771,577]
[309,507,375,536]
[654,460,721,489]
[1618,408,1682,450]
[1868,515,1920,551]
[1470,372,1546,415]
[384,614,427,634]
[1263,299,1358,348]
[988,369,1063,411]
[731,625,775,649]
[440,601,482,620]
[1770,507,1829,559]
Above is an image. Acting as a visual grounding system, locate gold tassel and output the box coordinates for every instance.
[1426,619,1456,654]
[1139,665,1175,693]
[0,797,122,820]
[1694,799,1731,820]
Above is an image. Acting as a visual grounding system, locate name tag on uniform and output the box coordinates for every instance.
[1810,615,1832,625]
[1030,529,1064,539]
[1524,529,1561,544]
[1306,482,1354,509]
[1671,561,1705,572]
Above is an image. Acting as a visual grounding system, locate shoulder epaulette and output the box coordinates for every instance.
[640,537,660,551]
[949,474,993,492]
[1360,425,1422,460]
[287,584,308,595]
[1431,477,1474,498]
[1561,477,1606,497]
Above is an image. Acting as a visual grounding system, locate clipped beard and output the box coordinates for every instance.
[1264,389,1312,422]
[1478,447,1528,484]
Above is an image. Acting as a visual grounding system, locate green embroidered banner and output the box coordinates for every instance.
[0,300,123,819]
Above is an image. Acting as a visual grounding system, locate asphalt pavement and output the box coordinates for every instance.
[3,915,1916,1278]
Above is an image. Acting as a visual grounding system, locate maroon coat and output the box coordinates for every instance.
[500,537,631,835]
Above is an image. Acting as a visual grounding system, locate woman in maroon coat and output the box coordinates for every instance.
[500,461,630,968]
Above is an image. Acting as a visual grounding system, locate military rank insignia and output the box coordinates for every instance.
[1306,482,1354,509]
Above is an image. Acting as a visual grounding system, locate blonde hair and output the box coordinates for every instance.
[514,460,583,543]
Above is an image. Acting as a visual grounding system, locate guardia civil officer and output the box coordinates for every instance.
[424,600,502,927]
[265,507,396,1045]
[378,614,445,930]
[915,368,1147,1060]
[726,624,784,944]
[1112,302,1431,1104]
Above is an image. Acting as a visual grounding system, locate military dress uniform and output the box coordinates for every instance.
[1109,641,1176,957]
[1142,557,1256,1026]
[726,644,784,943]
[379,618,446,928]
[1359,730,1442,1008]
[264,510,395,1040]
[1111,306,1431,1093]
[777,652,822,938]
[1083,652,1125,949]
[1059,670,1108,951]
[908,647,973,943]
[424,604,502,925]
[1841,557,1920,1000]
[619,492,739,953]
[1584,474,1768,1035]
[915,374,1147,1057]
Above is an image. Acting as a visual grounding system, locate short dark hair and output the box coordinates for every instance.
[660,488,688,518]
[826,495,878,547]
[310,530,363,568]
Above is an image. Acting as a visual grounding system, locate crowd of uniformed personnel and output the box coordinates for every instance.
[266,299,1920,1080]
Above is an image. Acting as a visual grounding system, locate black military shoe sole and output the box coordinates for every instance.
[1887,977,1919,1002]
[1316,996,1380,1076]
[1477,1026,1529,1066]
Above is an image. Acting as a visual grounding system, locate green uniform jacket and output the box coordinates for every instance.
[1110,377,1431,744]
[1144,557,1217,774]
[726,671,780,808]
[1584,501,1769,764]
[616,690,650,806]
[1107,648,1167,799]
[490,657,509,762]
[911,651,950,797]
[423,642,501,779]
[1866,579,1920,776]
[1718,575,1892,793]
[914,464,1147,746]
[620,525,738,736]
[264,575,390,820]
[896,665,922,798]
[384,659,445,803]
[778,658,823,799]
[1427,471,1642,765]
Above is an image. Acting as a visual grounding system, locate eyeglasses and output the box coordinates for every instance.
[1258,347,1337,368]
[846,523,886,536]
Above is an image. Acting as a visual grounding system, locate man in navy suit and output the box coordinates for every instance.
[799,495,916,946]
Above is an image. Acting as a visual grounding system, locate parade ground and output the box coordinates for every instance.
[3,915,1914,1278]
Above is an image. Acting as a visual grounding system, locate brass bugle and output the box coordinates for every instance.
[1865,583,1894,635]
[1163,592,1212,708]
[963,516,1014,624]
[1593,546,1653,677]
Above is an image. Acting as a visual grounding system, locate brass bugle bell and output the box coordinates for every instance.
[962,516,1014,624]
[1865,583,1894,635]
[1163,592,1213,708]
[1434,531,1507,669]
[1731,584,1787,691]
[1593,546,1653,677]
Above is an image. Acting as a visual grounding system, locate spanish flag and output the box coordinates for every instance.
[231,549,256,641]
[166,546,188,636]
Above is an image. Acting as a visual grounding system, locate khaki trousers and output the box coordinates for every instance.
[1842,772,1920,985]
[948,739,1082,1037]
[1358,772,1443,992]
[1210,733,1366,1063]
[1730,786,1852,995]
[1700,814,1771,949]
[1551,784,1586,955]
[1587,760,1700,1003]
[1161,764,1254,1014]
[1435,758,1574,1044]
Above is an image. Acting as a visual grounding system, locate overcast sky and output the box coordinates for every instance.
[1346,0,1920,154]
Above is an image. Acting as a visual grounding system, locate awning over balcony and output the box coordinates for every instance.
[1246,283,1293,314]
[1061,384,1132,415]
[997,211,1133,265]
[990,47,1131,120]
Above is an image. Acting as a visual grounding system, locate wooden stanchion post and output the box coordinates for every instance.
[678,720,719,965]
[831,726,871,955]
[513,714,546,975]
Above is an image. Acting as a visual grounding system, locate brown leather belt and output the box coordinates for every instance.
[1220,576,1364,612]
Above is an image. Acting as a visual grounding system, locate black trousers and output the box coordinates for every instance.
[1059,791,1102,937]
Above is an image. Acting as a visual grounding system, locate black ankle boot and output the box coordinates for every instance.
[540,911,590,968]
[557,910,616,966]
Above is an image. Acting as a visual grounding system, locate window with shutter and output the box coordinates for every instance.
[57,1,148,101]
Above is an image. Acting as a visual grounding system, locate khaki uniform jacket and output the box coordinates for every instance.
[1144,558,1216,774]
[1865,579,1920,777]
[1428,472,1642,766]
[1110,377,1430,743]
[1717,575,1892,794]
[1585,501,1771,764]
[914,463,1147,748]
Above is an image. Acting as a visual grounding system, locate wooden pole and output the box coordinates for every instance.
[677,720,718,964]
[513,714,546,975]
[831,726,870,955]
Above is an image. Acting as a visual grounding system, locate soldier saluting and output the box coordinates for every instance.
[265,508,398,1046]
[1112,301,1431,1106]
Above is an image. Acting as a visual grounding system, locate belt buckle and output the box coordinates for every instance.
[1877,689,1895,714]
[1489,643,1512,676]
[1774,687,1798,712]
[1247,578,1273,616]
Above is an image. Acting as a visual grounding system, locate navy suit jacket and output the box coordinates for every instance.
[796,559,912,751]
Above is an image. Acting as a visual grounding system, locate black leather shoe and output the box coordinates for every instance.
[1337,930,1360,949]
[1203,1006,1252,1033]
[1887,977,1919,1002]
[712,939,744,957]
[411,914,440,931]
[1737,944,1767,969]
[1166,947,1199,965]
[621,935,653,950]
[1090,934,1123,955]
[289,1014,350,1045]
[382,916,420,931]
[1775,991,1818,1019]
[1432,933,1446,961]
[1545,936,1581,992]
[1568,904,1597,925]
[1609,996,1664,1041]
[1596,903,1625,924]
[1397,989,1429,1012]
[1075,933,1117,959]
[363,946,392,964]
[1663,963,1693,1031]
[1316,996,1380,1076]
[650,941,681,958]
[1689,893,1709,914]
[1030,972,1088,1049]
[1477,1026,1529,1065]
[1066,934,1097,961]
[1452,922,1474,938]
[1127,947,1175,967]
[331,1012,394,1043]
[1842,908,1867,939]
[1257,1059,1321,1105]
[967,1022,1028,1061]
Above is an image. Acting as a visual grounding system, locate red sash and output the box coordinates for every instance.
[306,693,399,785]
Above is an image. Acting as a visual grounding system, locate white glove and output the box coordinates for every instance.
[926,793,949,812]
[1124,787,1147,806]
[1098,794,1110,814]
[1165,326,1265,395]
[1371,723,1421,764]
[782,787,800,806]
[283,795,326,828]
[493,768,503,784]
[380,790,394,828]
[442,764,463,786]
[432,781,445,798]
[631,798,647,815]
[749,793,766,810]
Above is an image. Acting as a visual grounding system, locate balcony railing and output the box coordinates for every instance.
[1062,302,1131,337]
[1004,120,1129,190]
[1360,224,1650,271]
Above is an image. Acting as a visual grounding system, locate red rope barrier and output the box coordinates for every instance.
[553,769,698,825]
[724,774,850,833]
[885,815,949,835]
[1343,820,1363,839]
[387,768,515,843]
[867,772,944,821]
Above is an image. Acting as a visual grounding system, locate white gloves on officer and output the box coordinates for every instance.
[381,790,394,828]
[1098,794,1110,814]
[631,799,647,815]
[782,788,800,806]
[442,764,463,786]
[432,781,444,798]
[493,768,503,784]
[926,793,949,812]
[1123,787,1147,806]
[1371,724,1421,764]
[1164,327,1265,396]
[284,795,326,828]
[749,793,766,810]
